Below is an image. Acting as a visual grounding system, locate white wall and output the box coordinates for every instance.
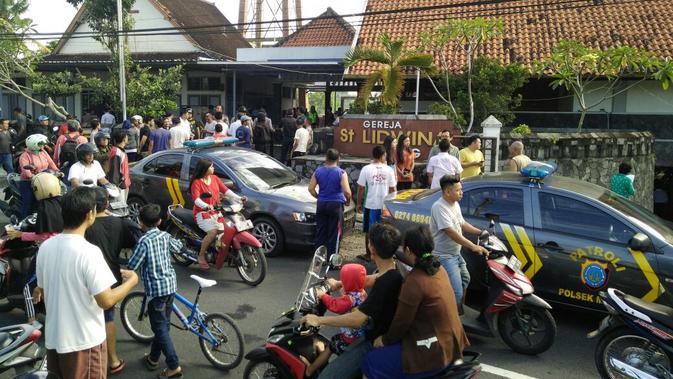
[60,0,198,54]
[572,82,613,112]
[624,80,673,114]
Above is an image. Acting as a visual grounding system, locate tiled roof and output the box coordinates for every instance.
[41,52,204,65]
[347,0,673,77]
[276,7,355,47]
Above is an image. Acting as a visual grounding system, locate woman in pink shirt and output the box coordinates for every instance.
[17,134,59,218]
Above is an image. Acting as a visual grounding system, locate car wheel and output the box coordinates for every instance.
[127,196,146,223]
[252,216,284,257]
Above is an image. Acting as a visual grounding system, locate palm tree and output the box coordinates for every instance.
[345,33,433,112]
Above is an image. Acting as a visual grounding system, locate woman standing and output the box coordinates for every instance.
[395,134,415,190]
[362,225,468,379]
[383,135,397,168]
[308,149,351,259]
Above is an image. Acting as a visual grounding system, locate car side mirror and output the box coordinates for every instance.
[628,233,651,252]
[221,179,237,190]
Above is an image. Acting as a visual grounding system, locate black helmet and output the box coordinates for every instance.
[94,131,111,145]
[76,143,98,161]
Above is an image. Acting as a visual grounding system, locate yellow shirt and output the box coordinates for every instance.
[459,148,484,178]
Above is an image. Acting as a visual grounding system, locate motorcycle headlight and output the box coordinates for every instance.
[292,212,315,222]
[267,334,283,344]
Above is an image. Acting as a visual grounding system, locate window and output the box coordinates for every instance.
[187,95,221,107]
[143,154,183,179]
[187,77,222,91]
[461,187,524,225]
[188,157,231,182]
[539,193,634,243]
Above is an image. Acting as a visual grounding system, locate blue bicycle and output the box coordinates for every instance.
[120,275,244,370]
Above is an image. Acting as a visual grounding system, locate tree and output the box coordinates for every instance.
[344,33,433,113]
[0,0,68,118]
[537,40,673,130]
[421,18,503,132]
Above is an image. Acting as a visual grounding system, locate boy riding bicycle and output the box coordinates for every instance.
[128,204,184,379]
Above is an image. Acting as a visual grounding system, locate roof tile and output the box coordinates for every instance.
[277,7,355,47]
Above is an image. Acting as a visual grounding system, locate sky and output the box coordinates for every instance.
[25,0,366,44]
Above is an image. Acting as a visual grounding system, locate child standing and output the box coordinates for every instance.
[128,204,184,379]
[303,263,367,377]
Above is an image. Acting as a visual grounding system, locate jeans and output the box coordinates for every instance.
[317,337,372,379]
[439,255,470,306]
[281,137,293,165]
[19,180,35,219]
[148,294,179,370]
[315,201,344,257]
[0,153,13,174]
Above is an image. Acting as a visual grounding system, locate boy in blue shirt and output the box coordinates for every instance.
[128,204,184,378]
[236,115,252,148]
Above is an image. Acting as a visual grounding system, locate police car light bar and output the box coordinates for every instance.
[183,137,239,149]
[521,161,557,182]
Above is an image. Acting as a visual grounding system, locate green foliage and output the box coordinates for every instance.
[345,33,433,112]
[367,99,398,115]
[125,65,183,118]
[30,71,85,96]
[536,40,673,130]
[428,102,466,126]
[307,92,325,115]
[512,124,532,136]
[65,0,135,53]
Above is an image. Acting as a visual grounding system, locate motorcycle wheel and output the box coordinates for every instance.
[595,326,672,379]
[120,291,154,343]
[198,312,245,370]
[497,303,556,355]
[243,358,287,379]
[166,224,197,267]
[236,245,268,286]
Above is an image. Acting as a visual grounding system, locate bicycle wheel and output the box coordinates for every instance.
[120,291,154,343]
[198,312,244,370]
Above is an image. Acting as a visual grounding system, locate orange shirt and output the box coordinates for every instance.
[396,149,415,183]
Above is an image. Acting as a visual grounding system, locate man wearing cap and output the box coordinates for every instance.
[126,116,142,162]
[235,115,252,148]
[30,116,55,154]
[292,115,310,158]
[170,109,192,149]
[53,120,87,167]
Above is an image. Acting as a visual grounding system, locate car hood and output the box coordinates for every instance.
[268,182,317,203]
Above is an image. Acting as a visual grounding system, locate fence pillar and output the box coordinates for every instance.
[481,115,502,172]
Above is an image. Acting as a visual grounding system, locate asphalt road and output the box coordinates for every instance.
[1,245,605,379]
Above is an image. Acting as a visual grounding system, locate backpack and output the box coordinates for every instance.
[253,121,270,144]
[59,134,79,166]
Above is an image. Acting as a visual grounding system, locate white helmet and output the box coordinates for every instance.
[32,172,62,200]
[26,134,49,151]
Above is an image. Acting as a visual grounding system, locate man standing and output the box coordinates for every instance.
[126,115,142,162]
[430,175,488,309]
[138,117,154,157]
[203,112,217,137]
[427,139,463,189]
[459,135,484,178]
[53,120,87,168]
[0,119,14,174]
[429,129,459,159]
[170,110,191,149]
[228,111,244,138]
[148,118,172,153]
[280,109,296,164]
[12,107,27,139]
[291,115,310,158]
[507,141,531,172]
[33,187,139,379]
[213,112,228,137]
[356,145,396,261]
[109,131,131,203]
[101,107,116,128]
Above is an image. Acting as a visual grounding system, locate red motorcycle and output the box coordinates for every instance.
[166,194,267,286]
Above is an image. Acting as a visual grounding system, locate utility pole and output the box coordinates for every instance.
[255,0,263,47]
[116,0,127,122]
[281,0,289,37]
[294,0,302,30]
[238,0,249,33]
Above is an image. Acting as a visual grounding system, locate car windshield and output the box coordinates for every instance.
[597,191,673,245]
[222,153,298,191]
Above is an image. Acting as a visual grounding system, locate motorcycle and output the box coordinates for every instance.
[0,214,41,315]
[166,193,267,286]
[0,166,66,220]
[81,179,129,218]
[243,247,482,379]
[460,221,557,355]
[0,322,45,375]
[589,286,673,379]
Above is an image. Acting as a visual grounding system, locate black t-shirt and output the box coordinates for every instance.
[358,269,404,341]
[0,129,12,154]
[85,216,136,286]
[139,125,151,152]
[280,117,296,139]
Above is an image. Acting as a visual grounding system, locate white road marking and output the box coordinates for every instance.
[481,363,539,379]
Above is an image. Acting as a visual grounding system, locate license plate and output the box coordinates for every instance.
[506,255,522,272]
[235,219,253,232]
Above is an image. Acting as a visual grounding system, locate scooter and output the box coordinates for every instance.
[81,179,130,218]
[243,247,482,379]
[166,193,267,286]
[0,322,45,375]
[589,286,673,379]
[460,221,557,355]
[0,166,66,220]
[0,214,41,315]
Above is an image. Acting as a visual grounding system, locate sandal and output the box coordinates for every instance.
[109,359,125,375]
[197,257,210,270]
[143,354,159,371]
[158,369,183,379]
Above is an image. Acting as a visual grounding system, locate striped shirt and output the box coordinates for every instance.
[128,228,181,298]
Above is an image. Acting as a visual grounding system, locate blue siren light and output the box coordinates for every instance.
[183,137,239,149]
[520,161,557,180]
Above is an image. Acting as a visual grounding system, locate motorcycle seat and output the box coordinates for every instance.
[0,332,13,350]
[173,208,201,232]
[622,293,673,327]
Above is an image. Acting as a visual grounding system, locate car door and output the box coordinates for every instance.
[459,185,534,287]
[531,190,654,310]
[186,156,242,209]
[142,153,186,209]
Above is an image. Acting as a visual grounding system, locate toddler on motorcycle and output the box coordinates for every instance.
[302,263,367,377]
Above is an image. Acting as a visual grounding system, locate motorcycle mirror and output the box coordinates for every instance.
[479,229,489,239]
[201,192,213,199]
[52,126,59,132]
[23,164,36,171]
[330,254,343,268]
[82,179,94,185]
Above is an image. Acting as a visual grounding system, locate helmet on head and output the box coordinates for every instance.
[32,172,62,200]
[94,131,111,145]
[26,134,49,151]
[76,143,97,161]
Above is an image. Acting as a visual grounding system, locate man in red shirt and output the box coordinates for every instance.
[53,120,88,167]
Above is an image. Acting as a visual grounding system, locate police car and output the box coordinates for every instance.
[382,163,673,311]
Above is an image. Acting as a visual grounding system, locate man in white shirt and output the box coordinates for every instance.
[228,115,242,138]
[100,107,115,128]
[34,187,138,379]
[203,112,217,137]
[356,145,397,261]
[68,144,109,188]
[292,115,310,157]
[170,109,192,149]
[427,139,464,189]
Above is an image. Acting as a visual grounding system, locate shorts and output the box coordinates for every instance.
[47,342,107,379]
[104,307,114,322]
[362,208,382,233]
[195,211,225,233]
